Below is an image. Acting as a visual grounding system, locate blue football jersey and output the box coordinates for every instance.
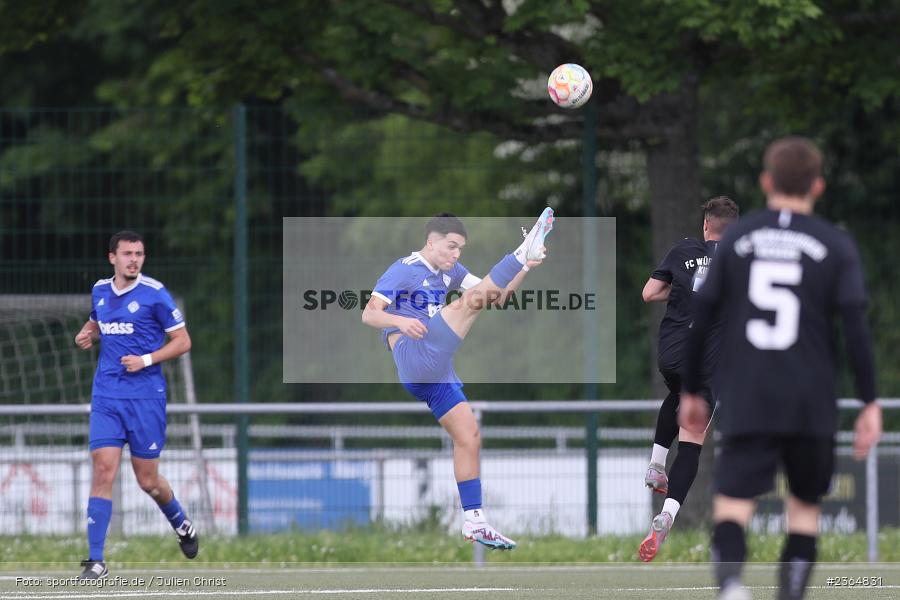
[89,274,185,398]
[372,252,479,346]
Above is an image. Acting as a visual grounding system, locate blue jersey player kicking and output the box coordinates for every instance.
[74,231,197,579]
[362,209,554,550]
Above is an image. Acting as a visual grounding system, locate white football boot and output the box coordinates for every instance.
[514,207,555,262]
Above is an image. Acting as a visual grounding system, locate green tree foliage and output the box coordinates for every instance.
[1,0,899,406]
[2,2,898,530]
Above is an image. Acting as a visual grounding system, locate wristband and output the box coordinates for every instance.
[141,354,153,368]
[521,264,530,272]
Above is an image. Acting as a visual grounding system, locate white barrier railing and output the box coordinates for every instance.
[0,399,895,563]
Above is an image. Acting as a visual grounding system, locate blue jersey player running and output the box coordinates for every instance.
[362,209,554,550]
[73,231,197,579]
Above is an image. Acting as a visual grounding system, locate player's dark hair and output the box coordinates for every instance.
[702,196,739,235]
[425,213,467,240]
[764,136,823,197]
[109,230,144,253]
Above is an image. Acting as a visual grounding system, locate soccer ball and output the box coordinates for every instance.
[547,63,593,109]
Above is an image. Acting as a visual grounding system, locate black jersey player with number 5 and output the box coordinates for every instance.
[680,137,882,600]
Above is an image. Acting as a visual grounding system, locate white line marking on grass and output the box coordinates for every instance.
[598,587,720,592]
[593,585,900,595]
[4,583,899,599]
[0,588,525,599]
[808,585,900,590]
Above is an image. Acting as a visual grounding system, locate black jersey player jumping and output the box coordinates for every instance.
[639,196,739,562]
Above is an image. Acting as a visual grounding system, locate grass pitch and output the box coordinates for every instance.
[1,564,898,600]
[2,529,898,599]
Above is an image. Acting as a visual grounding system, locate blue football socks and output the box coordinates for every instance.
[457,478,483,511]
[87,496,112,561]
[159,496,187,529]
[488,254,524,289]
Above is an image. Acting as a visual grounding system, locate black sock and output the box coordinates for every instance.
[712,521,746,590]
[666,441,701,505]
[653,390,679,448]
[778,533,817,600]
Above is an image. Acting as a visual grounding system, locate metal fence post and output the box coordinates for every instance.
[71,461,80,535]
[472,407,485,566]
[866,445,879,562]
[586,412,598,536]
[233,104,250,536]
[582,97,599,536]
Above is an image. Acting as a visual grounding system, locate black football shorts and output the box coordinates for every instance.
[660,368,716,413]
[715,435,835,504]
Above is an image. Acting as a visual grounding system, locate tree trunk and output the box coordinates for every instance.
[646,80,701,267]
[644,73,713,529]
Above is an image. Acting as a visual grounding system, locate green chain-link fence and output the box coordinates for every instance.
[1,105,897,537]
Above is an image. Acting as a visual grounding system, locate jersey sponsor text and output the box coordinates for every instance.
[98,321,135,335]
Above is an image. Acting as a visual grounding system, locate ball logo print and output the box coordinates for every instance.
[338,291,359,310]
[547,64,592,109]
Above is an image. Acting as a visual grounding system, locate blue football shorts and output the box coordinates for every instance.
[392,312,468,420]
[89,395,167,459]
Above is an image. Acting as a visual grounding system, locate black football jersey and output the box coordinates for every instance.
[691,208,870,436]
[651,237,721,374]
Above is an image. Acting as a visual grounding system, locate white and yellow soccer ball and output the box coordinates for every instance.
[547,63,593,109]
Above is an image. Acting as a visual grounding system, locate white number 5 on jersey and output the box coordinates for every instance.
[746,260,802,350]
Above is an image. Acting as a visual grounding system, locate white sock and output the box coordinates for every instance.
[465,508,487,523]
[662,498,681,521]
[650,443,669,466]
[512,244,528,265]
